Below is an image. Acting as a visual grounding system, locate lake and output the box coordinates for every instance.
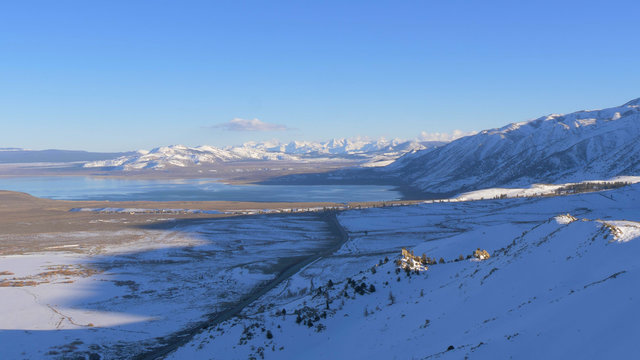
[0,176,401,202]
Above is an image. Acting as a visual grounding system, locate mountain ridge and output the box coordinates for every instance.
[384,97,640,194]
[83,138,445,170]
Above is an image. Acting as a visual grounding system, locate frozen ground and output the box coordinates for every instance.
[0,214,340,359]
[169,184,640,359]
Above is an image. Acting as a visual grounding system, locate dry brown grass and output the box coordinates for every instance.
[0,280,39,287]
[39,265,100,278]
[0,264,101,287]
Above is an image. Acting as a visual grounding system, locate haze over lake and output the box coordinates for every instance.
[0,176,401,202]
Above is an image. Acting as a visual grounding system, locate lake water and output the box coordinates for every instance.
[0,176,401,202]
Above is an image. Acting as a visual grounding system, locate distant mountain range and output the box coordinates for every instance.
[82,138,445,170]
[0,149,134,164]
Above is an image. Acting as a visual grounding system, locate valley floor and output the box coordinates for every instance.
[1,185,639,359]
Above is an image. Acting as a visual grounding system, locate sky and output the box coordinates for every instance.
[1,0,639,152]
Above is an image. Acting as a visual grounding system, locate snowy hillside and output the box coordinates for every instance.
[168,184,640,360]
[384,98,640,194]
[83,138,443,170]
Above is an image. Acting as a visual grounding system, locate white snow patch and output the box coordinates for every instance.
[603,221,640,243]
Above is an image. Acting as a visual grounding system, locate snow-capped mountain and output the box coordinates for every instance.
[385,98,640,194]
[244,137,434,156]
[83,145,300,170]
[84,138,444,170]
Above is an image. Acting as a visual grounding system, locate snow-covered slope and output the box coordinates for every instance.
[386,98,640,194]
[84,138,443,170]
[168,183,640,359]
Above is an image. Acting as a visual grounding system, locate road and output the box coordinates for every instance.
[132,211,349,360]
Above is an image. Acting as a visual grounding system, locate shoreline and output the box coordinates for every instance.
[0,190,423,249]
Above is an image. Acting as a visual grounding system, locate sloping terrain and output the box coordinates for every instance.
[168,184,640,359]
[386,98,640,194]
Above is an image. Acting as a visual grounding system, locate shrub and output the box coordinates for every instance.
[473,248,491,260]
[369,284,376,292]
[439,257,445,264]
[266,330,273,339]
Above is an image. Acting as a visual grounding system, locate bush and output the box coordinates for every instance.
[369,284,376,292]
[266,330,273,339]
[439,257,445,264]
[473,248,491,260]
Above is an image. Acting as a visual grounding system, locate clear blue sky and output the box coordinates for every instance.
[1,0,639,151]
